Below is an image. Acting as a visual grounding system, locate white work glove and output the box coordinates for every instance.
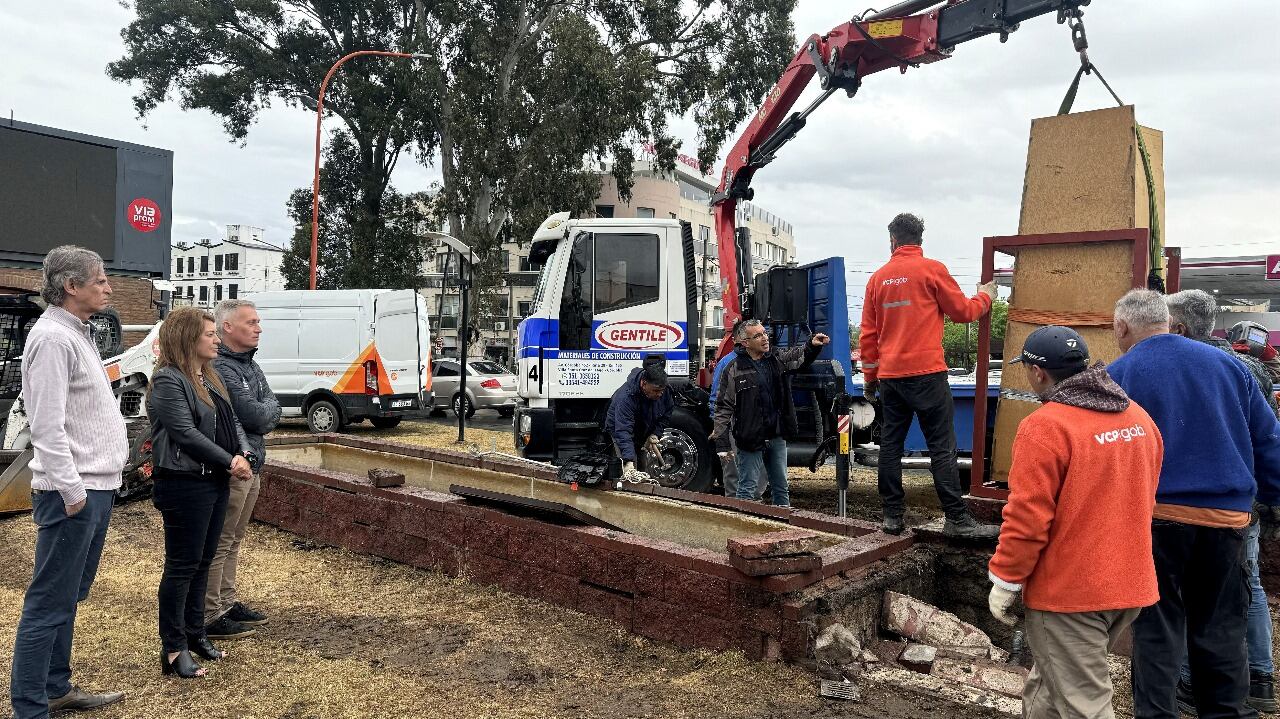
[645,435,661,453]
[988,583,1020,626]
[977,280,998,300]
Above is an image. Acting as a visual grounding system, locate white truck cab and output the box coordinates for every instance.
[514,212,713,489]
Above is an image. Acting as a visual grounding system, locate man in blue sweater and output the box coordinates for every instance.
[1108,289,1280,719]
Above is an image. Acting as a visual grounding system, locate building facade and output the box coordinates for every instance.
[170,225,286,308]
[419,151,797,367]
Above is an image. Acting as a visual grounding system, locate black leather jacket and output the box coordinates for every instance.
[148,366,253,476]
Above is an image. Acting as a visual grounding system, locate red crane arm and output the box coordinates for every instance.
[708,0,1090,363]
[712,11,948,359]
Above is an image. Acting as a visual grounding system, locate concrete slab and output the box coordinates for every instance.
[931,656,1028,699]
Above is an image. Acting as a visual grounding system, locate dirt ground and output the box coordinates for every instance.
[3,419,1272,718]
[0,501,1008,719]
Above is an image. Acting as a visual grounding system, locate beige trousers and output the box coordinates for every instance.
[1023,607,1141,719]
[204,472,261,624]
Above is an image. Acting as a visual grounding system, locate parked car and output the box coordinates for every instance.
[430,359,518,418]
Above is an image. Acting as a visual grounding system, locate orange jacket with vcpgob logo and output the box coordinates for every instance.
[859,245,991,381]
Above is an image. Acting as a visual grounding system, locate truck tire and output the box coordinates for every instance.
[370,417,402,429]
[644,408,714,493]
[307,399,344,433]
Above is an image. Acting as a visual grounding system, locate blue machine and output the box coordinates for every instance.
[848,375,1000,453]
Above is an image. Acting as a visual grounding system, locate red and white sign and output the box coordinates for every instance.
[1267,255,1280,281]
[594,320,684,350]
[127,197,162,233]
[837,414,851,434]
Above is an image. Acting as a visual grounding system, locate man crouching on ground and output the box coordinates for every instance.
[987,326,1163,718]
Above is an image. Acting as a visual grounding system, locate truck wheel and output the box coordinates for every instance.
[307,399,344,433]
[643,409,714,493]
[370,417,402,429]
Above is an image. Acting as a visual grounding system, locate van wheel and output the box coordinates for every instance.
[307,400,344,433]
[452,394,476,419]
[370,417,402,429]
[642,408,714,493]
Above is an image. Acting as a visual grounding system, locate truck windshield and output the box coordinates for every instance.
[530,241,560,311]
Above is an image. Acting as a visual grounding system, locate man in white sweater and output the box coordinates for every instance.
[10,246,129,719]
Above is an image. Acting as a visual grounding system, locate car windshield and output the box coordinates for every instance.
[469,361,508,375]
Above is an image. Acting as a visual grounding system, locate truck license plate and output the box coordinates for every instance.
[390,399,413,408]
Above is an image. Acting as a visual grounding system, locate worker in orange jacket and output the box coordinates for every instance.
[988,326,1163,717]
[859,212,997,537]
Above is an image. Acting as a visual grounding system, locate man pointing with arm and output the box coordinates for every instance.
[860,212,998,537]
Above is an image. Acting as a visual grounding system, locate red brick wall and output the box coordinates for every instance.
[254,435,917,662]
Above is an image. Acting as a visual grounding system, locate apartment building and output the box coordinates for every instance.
[170,225,286,307]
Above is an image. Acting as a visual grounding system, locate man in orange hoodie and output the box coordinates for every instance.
[988,326,1163,717]
[860,213,997,537]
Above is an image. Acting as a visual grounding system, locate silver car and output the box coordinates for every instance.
[430,359,518,418]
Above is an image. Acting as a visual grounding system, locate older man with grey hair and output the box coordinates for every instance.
[11,246,128,718]
[711,319,829,507]
[1109,289,1280,718]
[204,298,280,641]
[1166,289,1279,712]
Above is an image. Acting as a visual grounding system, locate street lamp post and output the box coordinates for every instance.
[306,50,429,290]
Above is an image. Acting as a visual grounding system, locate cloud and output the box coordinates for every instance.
[1,0,1276,271]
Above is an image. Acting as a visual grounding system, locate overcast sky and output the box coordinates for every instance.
[3,0,1277,314]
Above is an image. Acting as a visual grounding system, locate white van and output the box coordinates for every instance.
[252,289,433,432]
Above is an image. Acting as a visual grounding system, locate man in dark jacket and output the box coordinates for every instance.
[1109,289,1280,719]
[206,299,281,640]
[711,320,829,507]
[603,360,675,481]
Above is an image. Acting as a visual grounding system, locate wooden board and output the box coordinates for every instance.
[1018,105,1164,239]
[990,105,1165,488]
[1006,242,1136,314]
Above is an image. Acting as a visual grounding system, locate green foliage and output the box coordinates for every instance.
[108,0,798,297]
[279,132,433,290]
[942,300,1008,369]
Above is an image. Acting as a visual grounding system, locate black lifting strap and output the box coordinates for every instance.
[1057,61,1125,116]
[1057,12,1124,116]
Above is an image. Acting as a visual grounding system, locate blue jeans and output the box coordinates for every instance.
[1179,519,1273,684]
[10,489,115,719]
[735,436,789,507]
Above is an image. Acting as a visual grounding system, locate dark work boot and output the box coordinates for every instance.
[226,601,268,626]
[882,515,905,535]
[942,514,1000,540]
[205,615,256,640]
[1250,671,1277,713]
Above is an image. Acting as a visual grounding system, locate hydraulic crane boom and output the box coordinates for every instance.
[712,0,1092,358]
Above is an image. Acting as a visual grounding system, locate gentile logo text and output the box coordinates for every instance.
[594,320,684,350]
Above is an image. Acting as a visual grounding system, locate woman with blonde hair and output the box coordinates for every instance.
[147,307,254,678]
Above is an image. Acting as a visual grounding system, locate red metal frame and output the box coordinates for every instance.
[1165,246,1182,293]
[968,228,1153,500]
